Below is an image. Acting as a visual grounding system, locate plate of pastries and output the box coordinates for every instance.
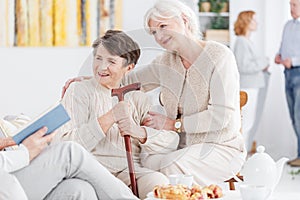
[148,184,223,200]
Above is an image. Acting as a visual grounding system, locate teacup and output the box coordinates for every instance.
[240,184,271,200]
[168,174,193,188]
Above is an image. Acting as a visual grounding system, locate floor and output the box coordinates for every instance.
[220,164,300,200]
[271,164,300,200]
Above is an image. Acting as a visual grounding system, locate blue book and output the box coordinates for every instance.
[12,103,70,144]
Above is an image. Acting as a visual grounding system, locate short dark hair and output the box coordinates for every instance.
[92,30,141,66]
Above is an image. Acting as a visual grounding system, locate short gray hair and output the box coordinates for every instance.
[144,0,200,39]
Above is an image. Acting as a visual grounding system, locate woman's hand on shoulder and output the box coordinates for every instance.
[61,76,92,98]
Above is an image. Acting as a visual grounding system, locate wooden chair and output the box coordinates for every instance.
[224,91,248,190]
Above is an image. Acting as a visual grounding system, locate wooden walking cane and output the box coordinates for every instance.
[111,83,141,197]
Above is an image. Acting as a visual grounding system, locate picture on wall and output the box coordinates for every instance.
[0,0,122,47]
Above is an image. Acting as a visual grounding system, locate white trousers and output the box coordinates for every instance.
[143,142,246,186]
[44,179,98,200]
[12,142,138,200]
[116,166,169,199]
[0,169,28,200]
[241,88,259,151]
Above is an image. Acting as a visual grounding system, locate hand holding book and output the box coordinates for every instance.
[0,127,55,161]
[0,103,70,150]
[11,103,70,144]
[21,127,56,161]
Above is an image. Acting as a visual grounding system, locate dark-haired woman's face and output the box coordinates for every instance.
[93,45,130,89]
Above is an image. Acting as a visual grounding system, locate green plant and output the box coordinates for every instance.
[289,169,300,180]
[210,15,229,29]
[209,0,228,13]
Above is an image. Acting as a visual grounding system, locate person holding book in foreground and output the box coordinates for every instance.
[0,127,138,200]
[53,30,179,199]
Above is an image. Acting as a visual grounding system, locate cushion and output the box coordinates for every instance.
[0,114,31,137]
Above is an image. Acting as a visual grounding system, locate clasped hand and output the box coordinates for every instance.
[142,111,175,131]
[275,54,292,69]
[112,102,147,143]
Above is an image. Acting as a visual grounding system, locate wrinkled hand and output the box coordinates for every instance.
[281,58,292,69]
[142,111,175,131]
[22,127,55,161]
[61,76,92,98]
[111,101,131,123]
[0,137,16,150]
[274,54,281,64]
[118,118,147,143]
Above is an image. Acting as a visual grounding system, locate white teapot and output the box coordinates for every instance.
[240,145,288,191]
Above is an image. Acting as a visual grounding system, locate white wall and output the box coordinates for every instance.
[0,47,91,118]
[256,0,295,160]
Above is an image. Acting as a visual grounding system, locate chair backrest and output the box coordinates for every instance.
[225,91,248,190]
[240,91,248,109]
[239,91,248,133]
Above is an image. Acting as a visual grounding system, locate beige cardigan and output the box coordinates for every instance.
[123,41,244,151]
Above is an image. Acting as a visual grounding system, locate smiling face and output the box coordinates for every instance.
[93,44,132,89]
[148,17,187,51]
[290,0,300,19]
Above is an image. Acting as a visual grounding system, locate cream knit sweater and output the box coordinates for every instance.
[54,78,179,173]
[123,41,244,151]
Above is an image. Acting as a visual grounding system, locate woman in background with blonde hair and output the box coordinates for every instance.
[233,10,270,152]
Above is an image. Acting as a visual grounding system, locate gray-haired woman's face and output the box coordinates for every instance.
[148,16,187,51]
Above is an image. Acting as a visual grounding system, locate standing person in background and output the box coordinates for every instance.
[233,10,270,152]
[275,0,300,167]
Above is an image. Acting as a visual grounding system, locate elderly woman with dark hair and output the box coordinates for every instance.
[54,30,179,199]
